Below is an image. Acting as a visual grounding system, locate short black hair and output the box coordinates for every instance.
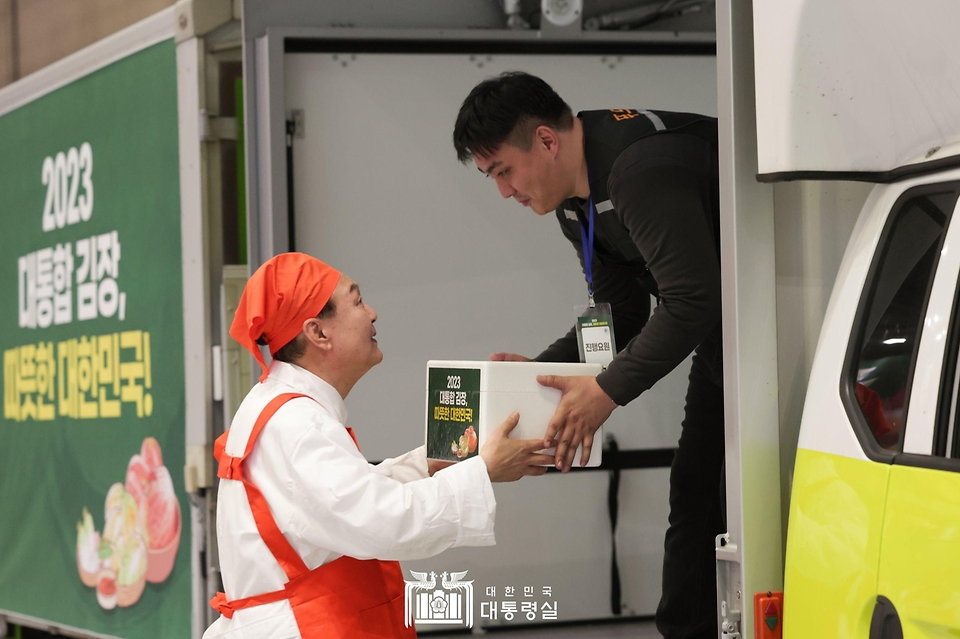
[453,71,574,164]
[257,297,337,364]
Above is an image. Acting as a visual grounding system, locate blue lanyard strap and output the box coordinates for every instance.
[578,195,596,304]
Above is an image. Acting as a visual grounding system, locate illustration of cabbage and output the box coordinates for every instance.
[125,454,152,505]
[99,536,119,575]
[146,465,179,549]
[450,425,478,459]
[76,508,101,586]
[115,533,147,587]
[103,485,143,543]
[104,483,127,519]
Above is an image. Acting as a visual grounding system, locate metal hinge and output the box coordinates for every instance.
[720,599,742,639]
[716,533,743,639]
[199,109,237,141]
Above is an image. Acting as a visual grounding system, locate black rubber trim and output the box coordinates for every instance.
[285,37,715,56]
[839,182,960,464]
[757,153,960,185]
[869,595,904,639]
[933,268,960,457]
[955,400,960,460]
[893,452,960,473]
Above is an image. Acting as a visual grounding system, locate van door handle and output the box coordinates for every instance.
[869,596,904,639]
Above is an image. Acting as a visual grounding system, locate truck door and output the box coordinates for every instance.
[870,182,960,637]
[784,177,960,637]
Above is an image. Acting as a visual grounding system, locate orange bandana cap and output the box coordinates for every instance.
[230,252,341,382]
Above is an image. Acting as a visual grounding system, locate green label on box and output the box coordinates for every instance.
[427,367,481,461]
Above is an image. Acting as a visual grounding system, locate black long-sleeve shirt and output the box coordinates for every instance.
[536,120,722,405]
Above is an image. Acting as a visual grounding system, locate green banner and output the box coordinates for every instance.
[0,40,189,637]
[427,368,481,462]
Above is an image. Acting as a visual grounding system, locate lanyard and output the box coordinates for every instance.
[578,194,597,308]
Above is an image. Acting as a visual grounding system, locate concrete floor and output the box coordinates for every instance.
[423,619,660,638]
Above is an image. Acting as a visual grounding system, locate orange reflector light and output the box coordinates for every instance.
[754,591,783,639]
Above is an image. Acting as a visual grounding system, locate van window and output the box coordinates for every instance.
[851,189,959,452]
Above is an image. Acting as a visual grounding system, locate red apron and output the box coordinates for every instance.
[209,393,417,639]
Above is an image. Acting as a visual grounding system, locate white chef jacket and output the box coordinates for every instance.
[203,361,497,639]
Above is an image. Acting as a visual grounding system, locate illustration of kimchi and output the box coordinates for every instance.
[76,437,182,610]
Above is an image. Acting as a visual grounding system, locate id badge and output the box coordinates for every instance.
[575,302,616,367]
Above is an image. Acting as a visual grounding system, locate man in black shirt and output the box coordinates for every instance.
[453,72,724,639]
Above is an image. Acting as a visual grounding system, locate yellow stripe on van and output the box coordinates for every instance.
[784,448,890,638]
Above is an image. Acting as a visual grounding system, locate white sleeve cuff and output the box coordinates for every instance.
[436,456,496,547]
[371,445,430,483]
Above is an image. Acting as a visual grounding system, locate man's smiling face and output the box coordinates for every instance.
[321,275,382,372]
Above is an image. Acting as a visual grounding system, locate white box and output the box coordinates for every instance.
[425,360,604,467]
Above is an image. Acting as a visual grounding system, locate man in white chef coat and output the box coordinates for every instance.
[203,252,551,639]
